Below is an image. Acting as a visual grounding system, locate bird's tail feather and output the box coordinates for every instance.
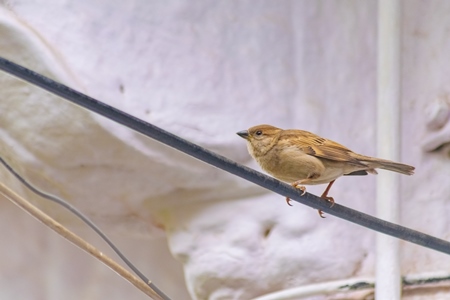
[360,157,415,175]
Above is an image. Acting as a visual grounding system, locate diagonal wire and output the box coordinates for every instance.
[0,179,164,299]
[0,56,450,258]
[0,156,170,300]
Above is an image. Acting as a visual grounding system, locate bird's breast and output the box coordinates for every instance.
[255,146,327,183]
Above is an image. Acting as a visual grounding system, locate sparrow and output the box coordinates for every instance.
[237,124,415,218]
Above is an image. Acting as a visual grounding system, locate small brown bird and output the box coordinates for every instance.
[237,124,415,217]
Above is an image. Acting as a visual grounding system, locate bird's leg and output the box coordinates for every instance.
[285,180,307,206]
[316,180,336,218]
[320,180,336,207]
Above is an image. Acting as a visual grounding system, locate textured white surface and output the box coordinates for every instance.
[0,1,449,300]
[401,0,450,278]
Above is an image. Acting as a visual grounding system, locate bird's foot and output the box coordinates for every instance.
[321,195,335,208]
[317,196,334,218]
[286,182,306,206]
[292,182,307,195]
[316,180,336,217]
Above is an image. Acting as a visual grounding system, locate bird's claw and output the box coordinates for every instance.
[286,184,307,206]
[318,210,326,218]
[317,197,334,218]
[316,196,335,218]
[322,196,335,208]
[300,187,306,196]
[285,197,293,206]
[292,183,307,195]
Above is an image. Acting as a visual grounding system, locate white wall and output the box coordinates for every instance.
[0,1,448,299]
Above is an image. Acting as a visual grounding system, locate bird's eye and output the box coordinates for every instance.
[255,130,262,136]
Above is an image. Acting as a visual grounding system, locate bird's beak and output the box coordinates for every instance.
[236,130,249,140]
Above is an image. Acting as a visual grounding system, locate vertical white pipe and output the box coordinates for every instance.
[376,0,402,299]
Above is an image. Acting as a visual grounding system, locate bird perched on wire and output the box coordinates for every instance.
[236,124,415,218]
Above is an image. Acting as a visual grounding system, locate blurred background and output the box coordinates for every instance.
[0,1,450,299]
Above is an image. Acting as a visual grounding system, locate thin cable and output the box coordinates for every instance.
[251,271,450,300]
[0,156,171,300]
[0,181,162,299]
[1,57,450,256]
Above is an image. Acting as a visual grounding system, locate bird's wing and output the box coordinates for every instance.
[281,130,368,167]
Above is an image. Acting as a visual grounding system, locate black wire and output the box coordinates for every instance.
[0,57,450,256]
[0,156,171,300]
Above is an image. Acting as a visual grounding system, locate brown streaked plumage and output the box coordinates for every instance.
[236,124,415,218]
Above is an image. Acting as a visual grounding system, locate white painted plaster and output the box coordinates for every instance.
[0,1,448,299]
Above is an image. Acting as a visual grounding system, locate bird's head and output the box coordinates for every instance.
[236,124,282,157]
